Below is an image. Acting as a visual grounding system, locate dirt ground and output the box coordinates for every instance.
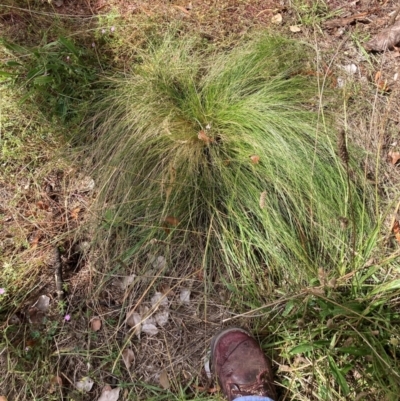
[1,0,400,400]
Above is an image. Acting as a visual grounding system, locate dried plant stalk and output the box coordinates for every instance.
[338,129,349,165]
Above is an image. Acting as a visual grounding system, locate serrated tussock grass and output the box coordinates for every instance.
[86,34,373,296]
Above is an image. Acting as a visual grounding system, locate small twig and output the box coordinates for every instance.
[84,0,95,16]
[388,4,400,26]
[222,291,309,322]
[53,247,64,301]
[255,9,274,18]
[323,12,370,29]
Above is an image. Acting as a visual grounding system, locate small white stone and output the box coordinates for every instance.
[75,377,94,392]
[337,78,345,88]
[343,64,357,74]
[97,387,120,401]
[35,295,50,312]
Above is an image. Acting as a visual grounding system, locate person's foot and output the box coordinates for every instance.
[210,327,276,401]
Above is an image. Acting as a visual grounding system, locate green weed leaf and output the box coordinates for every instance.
[1,40,28,54]
[328,355,350,396]
[289,341,329,355]
[337,346,371,356]
[33,75,54,85]
[370,279,400,295]
[58,36,80,57]
[6,61,22,67]
[0,71,15,77]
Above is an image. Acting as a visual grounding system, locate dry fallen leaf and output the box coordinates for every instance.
[75,377,94,392]
[279,365,292,372]
[328,278,337,288]
[97,386,120,401]
[289,25,301,32]
[374,70,382,82]
[159,283,172,295]
[49,375,63,394]
[308,287,324,296]
[122,348,135,369]
[90,316,102,331]
[250,155,260,164]
[163,216,180,234]
[271,13,282,24]
[198,130,213,144]
[126,311,142,336]
[140,306,156,326]
[318,268,327,285]
[50,375,63,386]
[164,216,180,226]
[151,292,169,309]
[374,70,390,92]
[159,369,170,390]
[30,233,41,249]
[155,310,169,327]
[142,323,158,336]
[37,201,49,211]
[70,207,81,220]
[120,274,136,290]
[149,254,167,270]
[388,151,400,165]
[365,19,400,51]
[143,315,156,325]
[179,288,191,304]
[392,220,400,243]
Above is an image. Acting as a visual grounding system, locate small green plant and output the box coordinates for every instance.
[291,0,335,27]
[84,33,374,298]
[268,265,400,400]
[1,36,97,121]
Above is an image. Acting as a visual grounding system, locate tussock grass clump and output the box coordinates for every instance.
[87,34,373,295]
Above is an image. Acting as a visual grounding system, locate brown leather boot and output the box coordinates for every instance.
[210,327,277,401]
